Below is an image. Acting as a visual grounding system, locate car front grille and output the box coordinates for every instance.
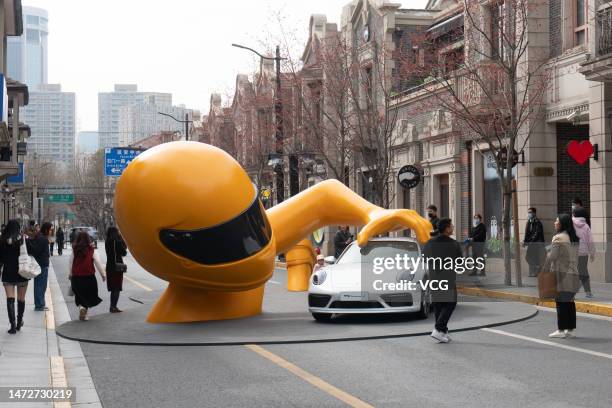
[329,301,383,309]
[308,294,331,308]
[381,293,413,307]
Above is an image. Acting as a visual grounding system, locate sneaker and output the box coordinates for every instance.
[431,329,449,343]
[586,292,594,298]
[444,333,452,342]
[565,329,576,338]
[548,330,566,338]
[78,307,87,321]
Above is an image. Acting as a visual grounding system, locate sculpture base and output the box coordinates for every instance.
[146,283,265,323]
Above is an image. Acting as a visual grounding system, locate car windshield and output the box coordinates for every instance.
[337,241,420,264]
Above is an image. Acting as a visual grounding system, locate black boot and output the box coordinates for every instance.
[16,300,25,331]
[6,298,16,334]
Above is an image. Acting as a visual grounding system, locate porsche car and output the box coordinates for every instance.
[308,237,431,321]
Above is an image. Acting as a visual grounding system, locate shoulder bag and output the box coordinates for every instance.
[18,238,42,279]
[113,241,127,273]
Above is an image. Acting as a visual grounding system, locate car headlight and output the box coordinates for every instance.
[312,270,327,285]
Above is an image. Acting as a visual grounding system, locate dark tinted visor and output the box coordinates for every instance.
[159,192,272,265]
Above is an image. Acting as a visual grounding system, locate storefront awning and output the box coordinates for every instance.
[427,13,464,39]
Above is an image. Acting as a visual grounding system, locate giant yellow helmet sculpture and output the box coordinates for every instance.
[115,141,431,323]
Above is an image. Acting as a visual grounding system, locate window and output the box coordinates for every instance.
[26,15,39,25]
[574,0,588,46]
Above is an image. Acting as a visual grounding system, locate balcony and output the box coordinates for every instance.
[579,5,612,82]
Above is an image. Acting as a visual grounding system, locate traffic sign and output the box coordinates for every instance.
[7,162,25,184]
[46,194,75,204]
[104,147,144,177]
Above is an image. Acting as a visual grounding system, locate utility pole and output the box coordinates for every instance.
[185,112,190,141]
[273,45,285,204]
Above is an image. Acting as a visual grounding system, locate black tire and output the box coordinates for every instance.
[312,312,333,322]
[416,287,432,319]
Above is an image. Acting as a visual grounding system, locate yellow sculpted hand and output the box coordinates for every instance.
[357,208,432,247]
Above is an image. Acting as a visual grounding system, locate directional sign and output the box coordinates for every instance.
[7,162,25,184]
[104,147,145,177]
[45,194,75,204]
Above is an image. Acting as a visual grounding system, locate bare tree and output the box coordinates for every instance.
[399,0,550,283]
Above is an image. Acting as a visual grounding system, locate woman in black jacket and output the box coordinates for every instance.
[1,220,28,334]
[105,227,127,313]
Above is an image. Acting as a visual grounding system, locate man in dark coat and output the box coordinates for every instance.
[523,207,545,277]
[333,226,351,258]
[422,218,462,343]
[56,227,65,255]
[467,214,487,276]
[427,205,440,237]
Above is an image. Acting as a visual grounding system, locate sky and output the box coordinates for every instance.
[23,0,428,131]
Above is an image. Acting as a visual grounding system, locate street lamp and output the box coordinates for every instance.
[157,112,193,141]
[232,43,299,204]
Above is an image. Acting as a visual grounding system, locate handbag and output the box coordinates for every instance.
[538,267,558,300]
[113,241,127,273]
[18,238,42,279]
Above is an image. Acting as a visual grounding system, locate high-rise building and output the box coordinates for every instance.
[7,6,48,90]
[76,131,99,155]
[119,95,195,145]
[98,84,172,148]
[22,84,76,168]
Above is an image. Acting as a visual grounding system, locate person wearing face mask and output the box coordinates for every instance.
[571,198,590,227]
[427,205,440,237]
[467,214,487,276]
[524,207,545,277]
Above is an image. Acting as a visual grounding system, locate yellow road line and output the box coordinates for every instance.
[245,344,375,408]
[124,275,153,292]
[45,290,55,330]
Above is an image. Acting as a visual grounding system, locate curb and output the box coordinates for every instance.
[457,286,612,317]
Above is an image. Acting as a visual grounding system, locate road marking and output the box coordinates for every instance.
[245,344,374,408]
[124,275,153,291]
[482,328,612,360]
[268,280,281,285]
[536,306,612,322]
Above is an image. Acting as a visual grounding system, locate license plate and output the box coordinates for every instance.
[340,292,368,301]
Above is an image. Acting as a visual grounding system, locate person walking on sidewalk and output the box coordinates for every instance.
[56,227,65,256]
[26,222,51,312]
[572,210,596,298]
[524,207,545,277]
[542,214,580,339]
[105,227,127,313]
[427,205,440,237]
[1,221,28,334]
[69,232,106,321]
[467,214,486,276]
[572,197,590,226]
[48,226,56,256]
[422,218,462,343]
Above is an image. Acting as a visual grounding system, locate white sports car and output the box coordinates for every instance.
[308,237,432,321]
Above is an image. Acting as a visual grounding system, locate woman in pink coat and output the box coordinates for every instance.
[572,212,596,298]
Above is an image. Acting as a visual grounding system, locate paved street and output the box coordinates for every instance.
[46,248,612,408]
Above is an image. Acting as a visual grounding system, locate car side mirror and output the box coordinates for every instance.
[324,256,336,264]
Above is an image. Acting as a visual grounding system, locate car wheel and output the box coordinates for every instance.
[416,286,432,319]
[312,312,333,322]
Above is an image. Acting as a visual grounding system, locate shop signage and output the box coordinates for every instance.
[567,140,593,165]
[397,165,421,190]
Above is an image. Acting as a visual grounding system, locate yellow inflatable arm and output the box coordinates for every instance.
[268,179,432,290]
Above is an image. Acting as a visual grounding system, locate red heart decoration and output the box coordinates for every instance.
[567,140,593,165]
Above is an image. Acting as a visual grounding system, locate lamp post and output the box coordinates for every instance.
[157,112,193,141]
[232,43,297,203]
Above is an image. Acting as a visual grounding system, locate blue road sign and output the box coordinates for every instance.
[7,162,25,184]
[104,147,144,177]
